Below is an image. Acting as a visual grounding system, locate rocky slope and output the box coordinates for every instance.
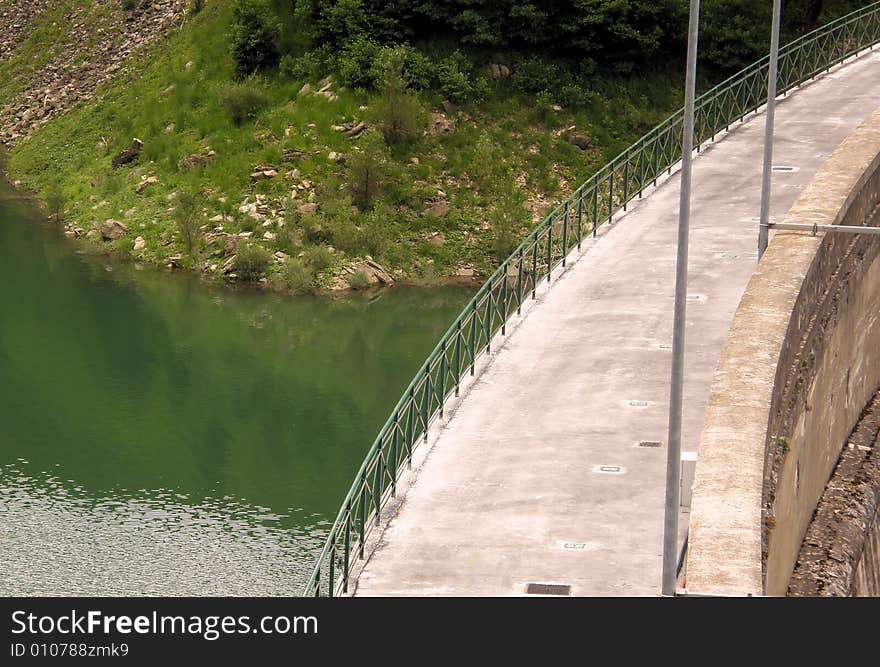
[1,0,187,146]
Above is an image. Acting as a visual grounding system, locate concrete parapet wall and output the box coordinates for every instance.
[687,107,880,596]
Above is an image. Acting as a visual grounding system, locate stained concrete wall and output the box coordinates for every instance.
[686,107,880,596]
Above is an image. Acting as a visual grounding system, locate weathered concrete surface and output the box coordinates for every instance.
[687,106,880,596]
[354,51,880,597]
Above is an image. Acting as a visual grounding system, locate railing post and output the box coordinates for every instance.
[531,234,539,297]
[328,538,335,598]
[622,159,630,211]
[545,223,552,283]
[374,445,383,520]
[438,340,446,418]
[343,505,351,594]
[576,196,583,249]
[607,171,614,223]
[561,202,569,267]
[454,321,462,397]
[422,367,430,441]
[405,386,415,466]
[485,281,494,353]
[501,264,509,335]
[469,299,477,374]
[358,473,366,559]
[516,248,524,314]
[592,181,599,236]
[390,411,399,496]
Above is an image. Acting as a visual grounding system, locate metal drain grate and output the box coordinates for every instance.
[639,440,662,448]
[525,583,571,596]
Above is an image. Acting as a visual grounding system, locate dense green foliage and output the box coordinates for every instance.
[231,0,282,78]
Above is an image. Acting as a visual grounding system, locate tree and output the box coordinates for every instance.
[372,47,425,145]
[346,128,390,210]
[230,0,282,79]
[174,190,202,260]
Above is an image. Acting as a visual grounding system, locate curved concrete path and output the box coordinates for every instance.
[354,51,880,596]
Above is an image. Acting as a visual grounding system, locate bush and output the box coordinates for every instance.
[189,0,203,16]
[219,81,269,126]
[436,52,474,103]
[230,0,281,79]
[174,190,202,259]
[275,223,300,254]
[373,48,425,145]
[336,37,380,88]
[277,258,314,292]
[347,270,371,290]
[280,49,327,83]
[44,182,65,223]
[346,128,390,210]
[490,185,528,262]
[233,242,273,280]
[304,245,333,271]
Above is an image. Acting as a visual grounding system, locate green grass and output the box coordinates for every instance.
[7,0,684,288]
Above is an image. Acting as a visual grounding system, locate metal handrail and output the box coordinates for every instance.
[303,3,880,597]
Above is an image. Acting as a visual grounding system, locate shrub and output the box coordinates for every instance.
[347,269,371,290]
[174,190,202,259]
[488,176,529,262]
[436,52,474,103]
[275,224,300,254]
[44,182,66,223]
[373,49,425,145]
[304,245,333,271]
[233,242,273,280]
[336,37,380,88]
[230,0,281,79]
[278,258,314,292]
[346,128,390,210]
[219,81,269,126]
[189,0,203,16]
[280,49,327,83]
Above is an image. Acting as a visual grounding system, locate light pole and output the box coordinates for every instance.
[758,0,783,260]
[661,0,700,598]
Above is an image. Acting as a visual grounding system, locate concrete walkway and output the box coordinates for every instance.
[354,51,880,597]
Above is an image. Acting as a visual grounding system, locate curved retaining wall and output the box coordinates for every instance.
[686,107,880,596]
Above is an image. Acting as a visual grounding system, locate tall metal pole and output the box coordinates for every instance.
[758,0,782,260]
[662,0,700,598]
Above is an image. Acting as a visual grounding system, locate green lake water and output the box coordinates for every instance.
[0,189,473,595]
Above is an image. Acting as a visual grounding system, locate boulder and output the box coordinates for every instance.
[100,219,127,241]
[296,202,319,216]
[133,236,146,251]
[178,150,215,170]
[111,138,143,168]
[568,133,593,150]
[298,83,312,96]
[250,168,277,181]
[430,113,455,136]
[422,200,449,218]
[354,259,395,286]
[135,176,158,194]
[223,236,240,255]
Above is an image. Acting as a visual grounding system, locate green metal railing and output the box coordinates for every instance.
[304,3,880,597]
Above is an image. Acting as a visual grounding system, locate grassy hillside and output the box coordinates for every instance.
[6,0,684,291]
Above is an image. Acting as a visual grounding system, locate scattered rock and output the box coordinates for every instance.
[274,251,289,262]
[285,168,301,180]
[487,63,511,79]
[430,113,455,136]
[427,232,446,246]
[455,265,476,278]
[422,200,450,218]
[111,138,143,168]
[164,123,175,134]
[334,120,367,139]
[178,149,215,170]
[298,82,312,96]
[352,259,395,286]
[250,167,278,181]
[135,175,158,194]
[262,231,275,240]
[441,99,456,114]
[296,202,319,215]
[100,219,127,241]
[133,236,146,251]
[223,236,240,255]
[567,133,593,150]
[410,157,420,166]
